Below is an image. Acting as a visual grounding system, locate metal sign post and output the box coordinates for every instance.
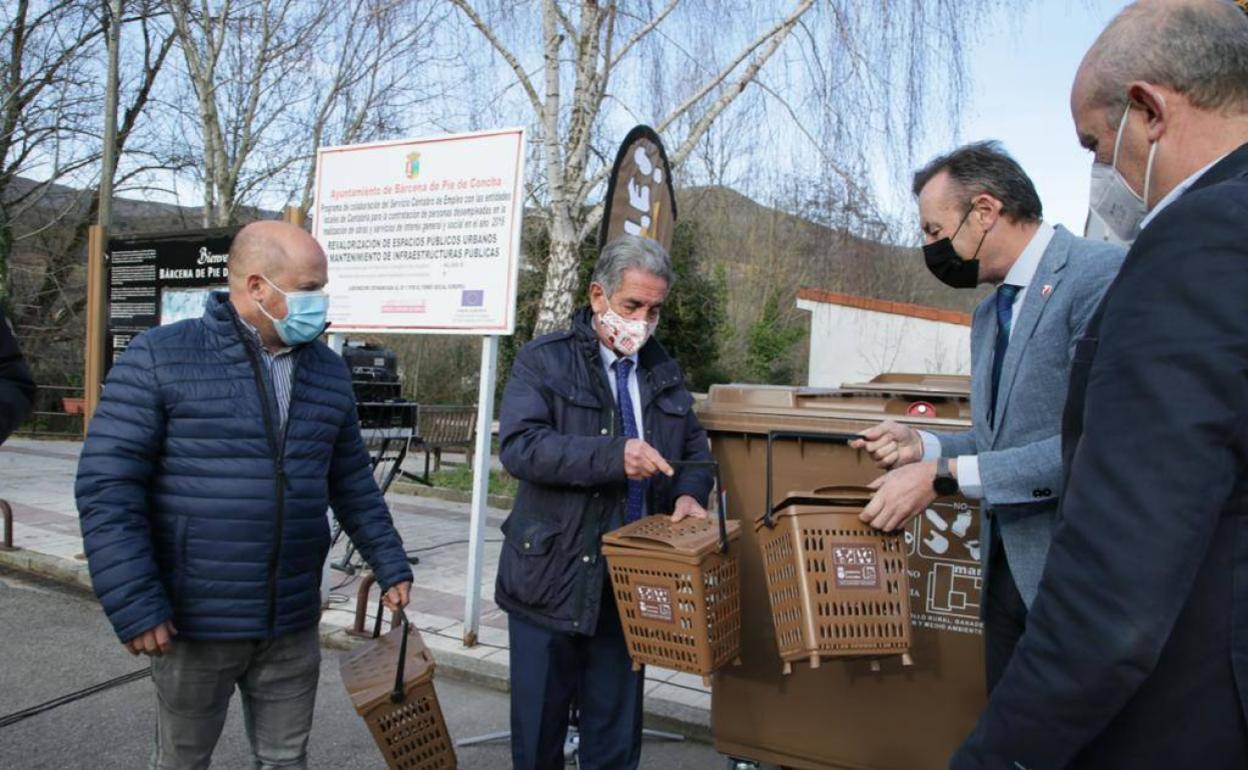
[462,334,499,646]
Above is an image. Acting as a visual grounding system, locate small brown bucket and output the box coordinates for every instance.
[602,460,743,683]
[340,606,457,770]
[755,431,913,674]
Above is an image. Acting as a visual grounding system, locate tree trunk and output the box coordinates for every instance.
[533,235,583,335]
[0,202,11,315]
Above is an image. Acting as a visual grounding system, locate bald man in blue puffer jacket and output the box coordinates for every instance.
[76,221,413,770]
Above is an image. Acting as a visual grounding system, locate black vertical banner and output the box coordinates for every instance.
[105,228,238,370]
[598,126,678,252]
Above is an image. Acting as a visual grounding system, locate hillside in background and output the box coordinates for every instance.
[680,185,985,313]
[676,185,987,382]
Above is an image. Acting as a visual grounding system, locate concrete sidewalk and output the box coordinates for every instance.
[0,438,712,740]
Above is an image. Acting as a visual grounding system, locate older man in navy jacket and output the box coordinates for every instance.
[497,235,713,770]
[76,221,413,770]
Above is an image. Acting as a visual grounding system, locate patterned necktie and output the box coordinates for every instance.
[614,357,645,523]
[989,284,1022,427]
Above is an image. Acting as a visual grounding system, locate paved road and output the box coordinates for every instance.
[0,568,724,769]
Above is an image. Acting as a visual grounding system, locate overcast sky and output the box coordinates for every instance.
[875,0,1128,237]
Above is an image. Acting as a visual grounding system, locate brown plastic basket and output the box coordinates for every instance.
[340,609,457,770]
[755,431,913,674]
[602,460,743,683]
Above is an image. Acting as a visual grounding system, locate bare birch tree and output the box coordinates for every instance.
[294,0,454,216]
[448,0,1012,335]
[165,0,328,226]
[0,0,103,310]
[13,1,177,337]
[451,0,819,334]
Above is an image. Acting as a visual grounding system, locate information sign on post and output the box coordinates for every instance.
[312,129,525,646]
[104,228,237,370]
[312,129,525,334]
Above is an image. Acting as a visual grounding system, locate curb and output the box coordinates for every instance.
[0,548,711,743]
[388,482,514,511]
[0,547,93,592]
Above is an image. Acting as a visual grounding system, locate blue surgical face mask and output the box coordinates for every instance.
[256,275,329,345]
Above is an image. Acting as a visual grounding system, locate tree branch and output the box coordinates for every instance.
[448,0,543,115]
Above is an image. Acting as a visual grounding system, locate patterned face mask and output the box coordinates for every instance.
[597,298,657,356]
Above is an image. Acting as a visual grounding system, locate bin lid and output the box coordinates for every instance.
[697,384,971,433]
[838,381,970,399]
[858,371,973,394]
[339,624,435,715]
[757,485,876,528]
[602,514,742,557]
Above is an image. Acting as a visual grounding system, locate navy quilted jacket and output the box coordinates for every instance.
[76,293,412,643]
[495,307,713,634]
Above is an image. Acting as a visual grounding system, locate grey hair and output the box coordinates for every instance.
[1086,0,1248,123]
[590,235,676,295]
[911,140,1043,223]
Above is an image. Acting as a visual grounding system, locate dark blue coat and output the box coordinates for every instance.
[0,308,33,444]
[76,293,412,643]
[952,144,1248,768]
[496,307,713,634]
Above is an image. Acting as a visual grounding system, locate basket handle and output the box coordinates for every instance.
[390,611,411,704]
[373,595,412,704]
[764,431,864,529]
[668,459,730,554]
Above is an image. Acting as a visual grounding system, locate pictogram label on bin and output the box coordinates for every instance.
[636,585,675,622]
[832,544,880,589]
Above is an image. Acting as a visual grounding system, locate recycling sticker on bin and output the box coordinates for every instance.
[906,500,983,636]
[636,584,675,623]
[832,544,881,589]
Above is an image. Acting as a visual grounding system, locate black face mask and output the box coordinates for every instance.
[923,208,987,289]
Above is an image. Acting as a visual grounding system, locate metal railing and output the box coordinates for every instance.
[15,384,86,439]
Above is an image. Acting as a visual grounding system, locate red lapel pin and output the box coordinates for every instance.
[1041,284,1053,297]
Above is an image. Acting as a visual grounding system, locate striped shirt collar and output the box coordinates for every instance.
[238,315,293,358]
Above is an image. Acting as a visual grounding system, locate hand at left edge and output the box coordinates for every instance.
[670,495,708,523]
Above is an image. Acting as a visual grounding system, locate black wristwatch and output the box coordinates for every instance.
[933,457,959,497]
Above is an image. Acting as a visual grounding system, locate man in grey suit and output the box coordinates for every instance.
[850,141,1125,692]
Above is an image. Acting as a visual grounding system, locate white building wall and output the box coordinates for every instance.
[798,299,972,388]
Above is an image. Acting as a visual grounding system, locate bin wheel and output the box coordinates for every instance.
[727,759,760,770]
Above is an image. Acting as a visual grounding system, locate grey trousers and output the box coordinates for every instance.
[148,627,321,770]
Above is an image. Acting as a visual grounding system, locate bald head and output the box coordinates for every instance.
[228,220,329,350]
[1076,0,1248,124]
[227,220,325,288]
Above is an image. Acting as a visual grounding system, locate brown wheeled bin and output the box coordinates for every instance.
[699,385,985,770]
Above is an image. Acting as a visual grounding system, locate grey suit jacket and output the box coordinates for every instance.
[930,225,1125,607]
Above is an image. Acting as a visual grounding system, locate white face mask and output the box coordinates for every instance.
[1085,101,1158,245]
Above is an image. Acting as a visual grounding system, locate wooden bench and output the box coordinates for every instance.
[404,405,478,484]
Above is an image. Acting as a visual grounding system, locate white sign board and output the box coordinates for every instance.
[312,128,525,334]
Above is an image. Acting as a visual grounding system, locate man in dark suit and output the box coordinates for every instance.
[952,1,1248,768]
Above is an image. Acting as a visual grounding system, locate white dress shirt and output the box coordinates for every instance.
[1138,152,1229,231]
[919,222,1056,499]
